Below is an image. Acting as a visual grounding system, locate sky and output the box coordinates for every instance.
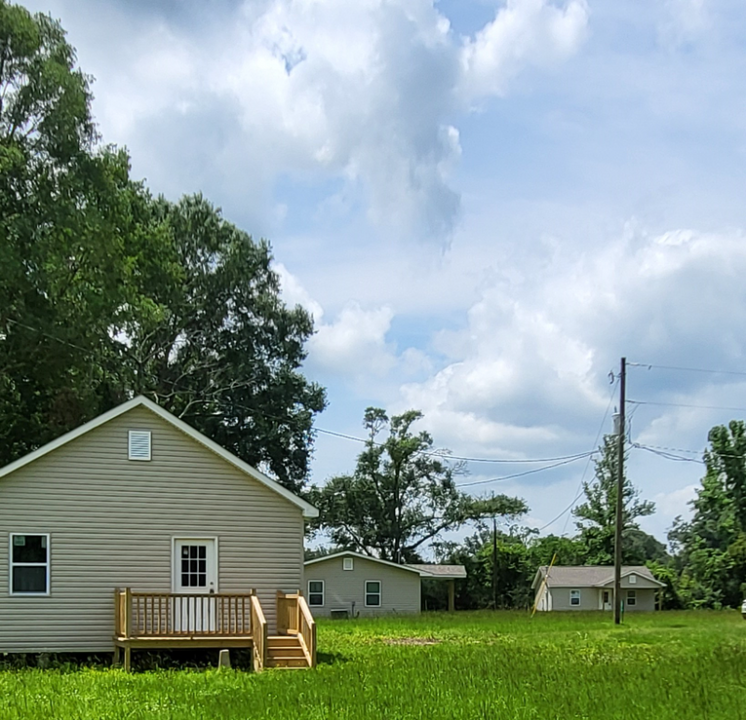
[22,0,746,549]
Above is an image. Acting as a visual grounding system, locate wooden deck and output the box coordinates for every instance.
[113,588,316,671]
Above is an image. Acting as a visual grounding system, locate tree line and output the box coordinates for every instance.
[309,409,746,611]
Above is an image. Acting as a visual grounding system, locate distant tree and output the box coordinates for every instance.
[668,421,746,608]
[573,434,655,564]
[309,408,527,562]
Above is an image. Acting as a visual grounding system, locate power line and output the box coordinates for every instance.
[628,399,746,413]
[632,443,704,464]
[628,361,746,378]
[454,453,595,488]
[536,377,620,534]
[317,427,597,464]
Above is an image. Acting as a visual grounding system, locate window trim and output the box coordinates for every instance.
[570,589,581,606]
[365,580,382,607]
[128,430,152,461]
[626,589,637,606]
[307,580,325,607]
[9,533,51,597]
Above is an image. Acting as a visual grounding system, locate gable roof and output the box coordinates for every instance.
[0,395,318,518]
[532,565,664,589]
[305,551,426,575]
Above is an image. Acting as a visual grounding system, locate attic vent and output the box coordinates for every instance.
[343,557,353,571]
[128,431,151,461]
[629,575,637,584]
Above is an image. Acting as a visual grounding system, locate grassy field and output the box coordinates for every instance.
[2,611,746,719]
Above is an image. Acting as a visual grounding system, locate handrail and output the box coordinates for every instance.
[296,595,317,668]
[115,589,253,638]
[250,594,267,671]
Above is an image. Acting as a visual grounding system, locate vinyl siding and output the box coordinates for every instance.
[304,556,421,617]
[0,406,304,652]
[544,587,657,611]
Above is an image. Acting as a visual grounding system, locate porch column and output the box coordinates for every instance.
[448,579,455,612]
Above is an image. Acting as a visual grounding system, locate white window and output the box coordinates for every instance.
[629,574,637,584]
[128,430,151,461]
[10,534,50,595]
[308,580,324,607]
[365,580,381,607]
[627,590,636,606]
[343,557,353,571]
[570,589,581,606]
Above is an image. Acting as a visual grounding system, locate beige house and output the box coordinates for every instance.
[532,565,665,612]
[304,551,466,617]
[0,396,318,670]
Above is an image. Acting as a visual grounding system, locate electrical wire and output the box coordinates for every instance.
[454,453,595,488]
[535,376,620,534]
[627,399,746,413]
[628,361,746,378]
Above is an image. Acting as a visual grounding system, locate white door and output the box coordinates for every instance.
[602,589,612,611]
[173,539,217,632]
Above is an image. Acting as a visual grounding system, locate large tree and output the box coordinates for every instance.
[309,408,527,562]
[573,434,655,564]
[668,421,746,608]
[0,3,325,492]
[118,194,327,493]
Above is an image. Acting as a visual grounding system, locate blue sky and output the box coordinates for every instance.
[24,0,746,547]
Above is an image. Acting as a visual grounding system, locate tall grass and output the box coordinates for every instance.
[2,611,745,719]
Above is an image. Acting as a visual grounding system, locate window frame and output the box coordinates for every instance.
[626,589,637,606]
[9,533,51,597]
[307,580,325,607]
[570,589,581,606]
[365,580,382,607]
[128,430,152,461]
[343,557,353,571]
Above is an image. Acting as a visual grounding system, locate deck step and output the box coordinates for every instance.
[265,634,310,669]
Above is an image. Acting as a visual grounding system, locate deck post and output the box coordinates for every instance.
[124,646,132,673]
[448,580,455,612]
[113,644,121,668]
[123,587,132,639]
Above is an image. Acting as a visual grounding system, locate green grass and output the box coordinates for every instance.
[2,611,746,719]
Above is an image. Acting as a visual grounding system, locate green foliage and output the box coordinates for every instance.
[668,421,746,608]
[309,408,526,561]
[2,612,746,719]
[574,434,655,564]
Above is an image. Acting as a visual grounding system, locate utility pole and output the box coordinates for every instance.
[614,357,626,625]
[492,517,498,610]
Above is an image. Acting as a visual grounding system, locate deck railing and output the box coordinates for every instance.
[114,588,254,638]
[276,591,317,668]
[250,595,268,671]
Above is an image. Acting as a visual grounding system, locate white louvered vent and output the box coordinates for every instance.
[343,557,353,571]
[128,430,152,461]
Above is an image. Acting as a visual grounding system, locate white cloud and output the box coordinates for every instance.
[461,0,589,99]
[309,303,397,378]
[396,225,746,463]
[27,0,589,241]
